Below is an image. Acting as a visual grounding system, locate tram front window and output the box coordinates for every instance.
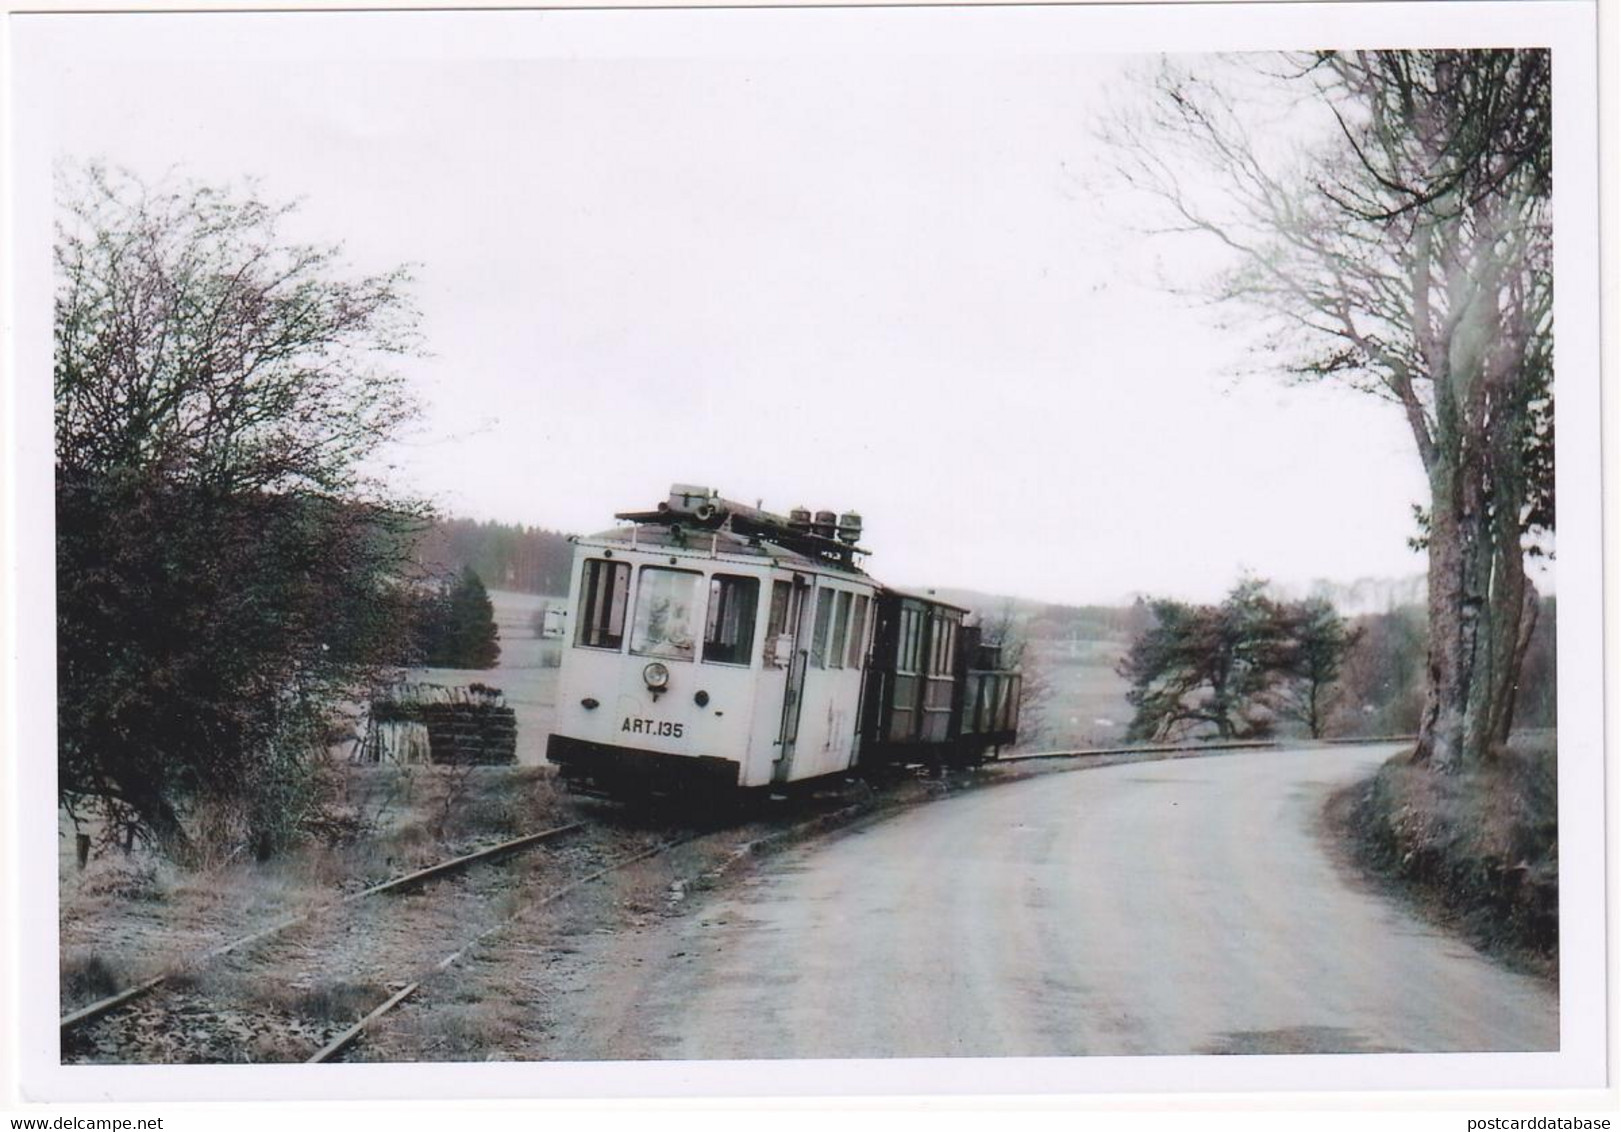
[703,574,759,666]
[630,567,701,661]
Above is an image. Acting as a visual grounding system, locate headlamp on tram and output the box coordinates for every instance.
[642,662,671,695]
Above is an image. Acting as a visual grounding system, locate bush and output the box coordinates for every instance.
[55,165,425,860]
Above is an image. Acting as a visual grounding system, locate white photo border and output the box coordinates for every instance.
[5,0,1608,1103]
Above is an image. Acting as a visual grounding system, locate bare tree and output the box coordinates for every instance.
[975,599,1051,749]
[1103,50,1551,770]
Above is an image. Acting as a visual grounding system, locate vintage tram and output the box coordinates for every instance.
[545,485,1021,798]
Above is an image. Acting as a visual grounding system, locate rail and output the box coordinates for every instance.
[999,735,1416,764]
[308,837,691,1062]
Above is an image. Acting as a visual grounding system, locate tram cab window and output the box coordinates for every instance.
[810,589,835,668]
[630,567,701,661]
[763,580,795,666]
[576,558,630,650]
[828,591,853,669]
[703,574,759,666]
[847,594,870,669]
[766,581,792,636]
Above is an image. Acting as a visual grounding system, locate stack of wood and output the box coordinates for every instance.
[359,683,517,766]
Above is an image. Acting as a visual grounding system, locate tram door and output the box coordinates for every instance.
[773,574,813,784]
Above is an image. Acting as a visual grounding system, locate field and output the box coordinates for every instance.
[1023,640,1135,750]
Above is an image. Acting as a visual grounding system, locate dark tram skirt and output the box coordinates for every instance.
[546,734,742,798]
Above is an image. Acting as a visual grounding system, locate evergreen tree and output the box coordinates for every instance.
[417,567,501,669]
[1119,580,1357,742]
[1275,599,1363,739]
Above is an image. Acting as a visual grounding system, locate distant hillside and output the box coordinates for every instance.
[1294,575,1428,616]
[415,517,575,596]
[919,586,1149,646]
[920,574,1434,650]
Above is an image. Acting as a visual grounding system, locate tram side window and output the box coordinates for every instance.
[847,594,870,669]
[703,574,759,666]
[810,589,835,668]
[630,567,701,661]
[576,558,630,650]
[898,607,923,673]
[828,591,853,669]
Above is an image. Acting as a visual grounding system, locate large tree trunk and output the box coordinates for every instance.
[1406,178,1544,775]
[1413,370,1537,772]
[1415,458,1469,770]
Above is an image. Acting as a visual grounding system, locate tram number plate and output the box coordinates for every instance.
[622,717,684,738]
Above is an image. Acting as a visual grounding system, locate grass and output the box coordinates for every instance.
[1335,733,1557,977]
[59,761,579,1017]
[271,980,389,1026]
[60,950,126,1007]
[373,993,532,1061]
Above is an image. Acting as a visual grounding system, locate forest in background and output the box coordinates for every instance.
[413,517,575,596]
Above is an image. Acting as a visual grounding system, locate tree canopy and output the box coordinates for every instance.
[1119,579,1358,742]
[55,164,427,858]
[1104,50,1552,768]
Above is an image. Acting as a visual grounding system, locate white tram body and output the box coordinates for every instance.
[548,486,879,793]
[547,484,1021,798]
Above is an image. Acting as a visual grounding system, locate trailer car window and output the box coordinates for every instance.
[703,574,759,666]
[899,607,922,674]
[630,567,701,661]
[929,617,958,676]
[940,618,951,673]
[576,558,630,650]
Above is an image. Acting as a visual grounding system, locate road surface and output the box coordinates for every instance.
[550,745,1558,1058]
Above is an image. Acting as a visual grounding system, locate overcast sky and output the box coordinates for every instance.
[19,10,1450,606]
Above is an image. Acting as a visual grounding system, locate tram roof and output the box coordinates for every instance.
[878,586,971,615]
[580,522,872,578]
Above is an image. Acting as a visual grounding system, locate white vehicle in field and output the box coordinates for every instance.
[538,604,567,640]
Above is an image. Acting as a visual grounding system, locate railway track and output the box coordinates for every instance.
[307,836,690,1062]
[59,822,588,1042]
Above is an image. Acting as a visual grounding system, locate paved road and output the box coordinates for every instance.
[554,746,1558,1058]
